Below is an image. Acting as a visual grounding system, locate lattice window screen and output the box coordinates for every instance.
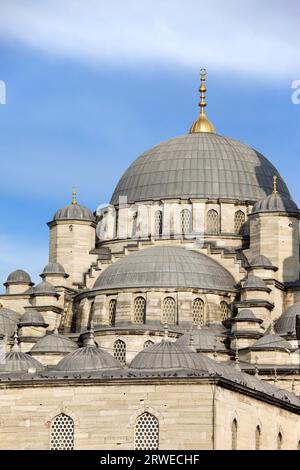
[133,297,146,324]
[50,413,74,450]
[180,209,192,234]
[113,339,126,365]
[207,209,219,234]
[154,210,163,236]
[144,340,154,349]
[192,298,205,326]
[255,426,261,450]
[162,297,176,325]
[232,419,238,450]
[109,299,117,326]
[220,301,229,321]
[134,412,159,450]
[234,210,245,234]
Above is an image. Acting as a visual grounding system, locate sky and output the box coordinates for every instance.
[0,0,299,285]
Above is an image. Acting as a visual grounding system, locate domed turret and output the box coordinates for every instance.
[4,269,33,294]
[40,262,68,287]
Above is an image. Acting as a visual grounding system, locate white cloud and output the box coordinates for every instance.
[0,0,299,79]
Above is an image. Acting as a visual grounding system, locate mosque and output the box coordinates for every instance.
[0,70,300,450]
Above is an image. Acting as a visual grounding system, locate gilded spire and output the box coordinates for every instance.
[273,175,277,195]
[189,69,216,134]
[72,186,77,205]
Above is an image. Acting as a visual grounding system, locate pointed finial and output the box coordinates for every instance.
[72,186,77,205]
[234,347,241,370]
[189,69,216,134]
[12,327,20,352]
[85,321,96,347]
[213,338,218,359]
[53,327,59,335]
[163,324,169,342]
[273,175,277,195]
[255,363,259,378]
[274,367,278,383]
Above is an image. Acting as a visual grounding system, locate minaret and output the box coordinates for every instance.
[189,69,216,134]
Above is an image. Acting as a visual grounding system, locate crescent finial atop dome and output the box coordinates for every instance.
[72,186,77,205]
[189,69,216,134]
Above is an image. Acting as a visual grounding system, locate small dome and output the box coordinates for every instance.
[251,333,291,351]
[233,309,262,322]
[53,203,94,222]
[31,332,78,354]
[251,193,298,216]
[31,281,58,296]
[5,269,32,285]
[0,351,44,373]
[19,309,47,326]
[41,262,67,276]
[0,308,21,337]
[93,246,236,292]
[55,345,121,371]
[176,328,226,351]
[129,340,220,372]
[249,255,274,268]
[243,275,266,289]
[275,302,300,337]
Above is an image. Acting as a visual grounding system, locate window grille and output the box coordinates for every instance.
[220,301,229,321]
[134,412,159,450]
[133,297,146,324]
[144,340,154,349]
[162,297,176,325]
[234,210,245,234]
[232,419,238,450]
[113,339,126,365]
[192,298,204,326]
[180,209,192,235]
[109,299,117,326]
[255,425,261,450]
[50,413,74,450]
[154,210,163,236]
[206,209,219,234]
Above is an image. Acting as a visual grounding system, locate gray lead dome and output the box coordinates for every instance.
[111,133,290,204]
[93,246,236,292]
[53,203,94,222]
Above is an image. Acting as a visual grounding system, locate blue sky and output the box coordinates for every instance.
[0,0,299,285]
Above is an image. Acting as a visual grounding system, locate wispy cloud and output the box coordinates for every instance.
[0,0,299,79]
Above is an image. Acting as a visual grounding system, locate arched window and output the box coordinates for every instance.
[133,297,146,324]
[180,209,192,235]
[220,301,229,321]
[132,212,137,238]
[206,209,219,234]
[192,298,205,326]
[109,299,117,326]
[50,413,74,450]
[277,432,283,450]
[134,412,159,450]
[234,210,245,234]
[113,339,126,365]
[162,297,176,325]
[255,425,261,450]
[144,340,154,349]
[154,210,163,236]
[232,419,238,450]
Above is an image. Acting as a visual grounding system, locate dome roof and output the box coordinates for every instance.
[41,262,67,276]
[0,351,44,373]
[19,309,47,326]
[233,309,262,322]
[251,193,298,216]
[249,255,274,268]
[129,340,220,372]
[251,333,292,351]
[5,269,32,285]
[0,308,21,337]
[53,203,94,222]
[31,281,58,296]
[176,328,226,351]
[110,133,290,205]
[275,302,300,336]
[93,246,236,292]
[31,332,78,354]
[55,345,121,371]
[243,275,266,289]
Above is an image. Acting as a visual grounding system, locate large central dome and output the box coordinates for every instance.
[111,133,289,204]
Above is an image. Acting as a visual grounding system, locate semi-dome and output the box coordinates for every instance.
[111,133,290,205]
[41,262,67,276]
[275,302,300,337]
[55,345,121,371]
[0,351,44,373]
[5,269,33,285]
[31,332,78,354]
[93,246,236,292]
[53,203,94,222]
[19,309,47,326]
[251,193,298,216]
[251,333,292,351]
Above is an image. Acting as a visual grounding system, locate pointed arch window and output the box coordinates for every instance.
[154,210,163,236]
[134,412,159,450]
[109,299,117,326]
[180,209,192,235]
[192,298,205,326]
[255,425,261,450]
[50,413,74,450]
[144,340,154,349]
[133,297,146,324]
[206,209,219,234]
[234,210,246,234]
[232,419,238,450]
[113,339,126,365]
[162,297,176,325]
[277,432,283,450]
[220,301,229,321]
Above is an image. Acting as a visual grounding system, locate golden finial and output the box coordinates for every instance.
[273,175,277,195]
[189,69,216,134]
[72,186,77,205]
